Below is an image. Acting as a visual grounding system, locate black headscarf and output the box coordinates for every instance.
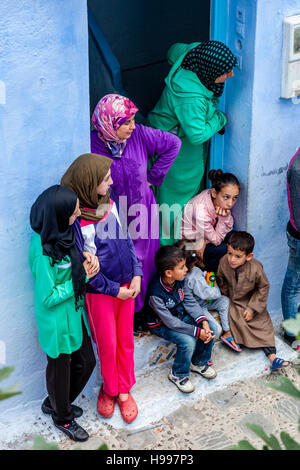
[30,185,86,310]
[181,41,238,97]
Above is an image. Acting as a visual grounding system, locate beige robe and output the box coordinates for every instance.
[216,255,275,348]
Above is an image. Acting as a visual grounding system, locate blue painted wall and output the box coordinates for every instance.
[0,0,90,416]
[248,0,300,312]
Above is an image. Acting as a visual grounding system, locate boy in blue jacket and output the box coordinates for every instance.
[147,245,217,393]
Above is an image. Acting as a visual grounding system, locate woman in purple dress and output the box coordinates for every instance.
[91,94,181,327]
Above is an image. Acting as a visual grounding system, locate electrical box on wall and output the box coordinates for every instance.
[281,14,300,99]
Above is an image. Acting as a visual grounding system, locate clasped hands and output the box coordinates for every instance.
[117,276,142,300]
[82,251,100,279]
[199,320,215,344]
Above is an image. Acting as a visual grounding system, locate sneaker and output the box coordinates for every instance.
[54,420,89,442]
[168,371,195,393]
[41,399,83,419]
[190,363,217,379]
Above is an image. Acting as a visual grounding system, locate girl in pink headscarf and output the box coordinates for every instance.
[91,94,181,328]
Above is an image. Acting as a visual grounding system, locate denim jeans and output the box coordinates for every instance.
[152,314,216,378]
[281,231,300,337]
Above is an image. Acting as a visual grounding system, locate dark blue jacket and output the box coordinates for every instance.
[147,275,207,338]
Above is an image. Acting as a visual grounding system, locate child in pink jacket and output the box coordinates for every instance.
[180,169,240,272]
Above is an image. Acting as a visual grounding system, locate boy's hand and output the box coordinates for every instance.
[200,321,215,343]
[129,276,141,299]
[243,309,254,321]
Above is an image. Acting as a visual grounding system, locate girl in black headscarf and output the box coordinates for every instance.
[29,185,98,442]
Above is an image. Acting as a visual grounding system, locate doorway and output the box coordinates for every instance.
[87,0,211,120]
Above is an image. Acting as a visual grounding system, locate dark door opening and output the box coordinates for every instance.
[88,0,210,121]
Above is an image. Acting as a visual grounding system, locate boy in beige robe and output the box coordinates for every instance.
[217,231,289,371]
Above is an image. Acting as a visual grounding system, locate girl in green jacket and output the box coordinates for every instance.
[148,41,237,245]
[29,185,99,442]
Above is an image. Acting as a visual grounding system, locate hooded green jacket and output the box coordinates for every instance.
[29,233,89,358]
[148,43,227,245]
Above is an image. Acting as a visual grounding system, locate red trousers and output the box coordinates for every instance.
[85,290,135,397]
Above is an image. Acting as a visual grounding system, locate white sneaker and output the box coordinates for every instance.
[190,363,217,379]
[168,371,195,393]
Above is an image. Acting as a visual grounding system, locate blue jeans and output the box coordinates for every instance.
[281,231,300,337]
[152,314,216,378]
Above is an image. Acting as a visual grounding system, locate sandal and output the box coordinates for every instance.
[220,335,242,352]
[271,357,290,371]
[97,386,115,418]
[116,393,138,424]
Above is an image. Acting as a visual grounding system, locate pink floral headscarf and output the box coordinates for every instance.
[92,94,139,145]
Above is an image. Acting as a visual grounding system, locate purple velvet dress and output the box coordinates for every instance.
[91,124,181,312]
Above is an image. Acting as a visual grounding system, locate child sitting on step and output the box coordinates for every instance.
[217,231,290,371]
[175,239,241,352]
[147,245,217,394]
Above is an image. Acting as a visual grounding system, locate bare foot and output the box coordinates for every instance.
[268,354,289,367]
[222,330,241,351]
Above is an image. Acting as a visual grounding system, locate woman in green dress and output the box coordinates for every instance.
[148,41,237,245]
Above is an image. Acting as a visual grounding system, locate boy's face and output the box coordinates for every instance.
[227,244,253,269]
[164,258,188,282]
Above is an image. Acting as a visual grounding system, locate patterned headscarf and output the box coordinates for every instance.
[92,94,139,157]
[181,41,238,97]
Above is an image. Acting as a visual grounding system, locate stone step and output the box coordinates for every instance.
[86,329,297,430]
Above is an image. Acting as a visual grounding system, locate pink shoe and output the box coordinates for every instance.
[116,393,138,424]
[97,386,115,418]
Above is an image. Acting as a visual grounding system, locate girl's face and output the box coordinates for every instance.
[96,169,113,196]
[69,198,81,225]
[116,115,136,140]
[211,184,239,211]
[215,69,234,83]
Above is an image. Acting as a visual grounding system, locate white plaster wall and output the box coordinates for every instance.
[0,0,90,417]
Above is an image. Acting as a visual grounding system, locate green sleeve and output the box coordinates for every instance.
[32,254,76,309]
[174,100,227,145]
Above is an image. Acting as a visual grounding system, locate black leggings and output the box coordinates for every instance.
[45,319,96,424]
[262,347,276,357]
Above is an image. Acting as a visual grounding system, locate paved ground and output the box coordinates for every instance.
[1,318,299,451]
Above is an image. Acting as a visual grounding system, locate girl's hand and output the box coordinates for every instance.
[129,276,141,299]
[147,181,152,187]
[83,260,98,279]
[243,309,254,322]
[215,205,231,217]
[117,286,135,300]
[83,251,100,276]
[221,111,229,126]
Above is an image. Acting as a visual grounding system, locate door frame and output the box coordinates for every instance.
[209,0,230,172]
